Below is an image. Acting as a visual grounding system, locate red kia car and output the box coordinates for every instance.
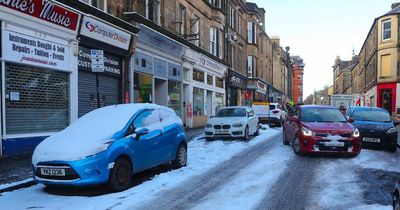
[283,105,361,156]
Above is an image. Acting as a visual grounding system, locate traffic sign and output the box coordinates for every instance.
[90,49,105,72]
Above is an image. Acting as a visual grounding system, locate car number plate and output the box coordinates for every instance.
[324,141,344,147]
[363,137,380,143]
[40,168,66,176]
[216,130,229,134]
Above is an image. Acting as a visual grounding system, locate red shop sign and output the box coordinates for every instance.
[0,0,79,31]
[244,91,252,99]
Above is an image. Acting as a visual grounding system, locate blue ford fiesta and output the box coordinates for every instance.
[32,104,187,191]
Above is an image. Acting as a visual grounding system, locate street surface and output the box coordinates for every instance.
[0,128,398,210]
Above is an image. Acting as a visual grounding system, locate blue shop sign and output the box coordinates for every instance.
[134,52,153,74]
[138,25,183,57]
[168,63,183,81]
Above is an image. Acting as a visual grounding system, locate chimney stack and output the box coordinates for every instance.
[391,2,400,9]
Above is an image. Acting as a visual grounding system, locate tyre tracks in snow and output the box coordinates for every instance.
[136,133,282,210]
[254,154,321,210]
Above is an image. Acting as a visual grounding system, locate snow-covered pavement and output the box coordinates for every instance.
[0,128,399,210]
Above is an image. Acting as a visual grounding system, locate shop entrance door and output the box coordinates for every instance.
[380,89,393,115]
[154,78,168,106]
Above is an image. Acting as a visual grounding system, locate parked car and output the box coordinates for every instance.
[393,176,400,210]
[205,106,259,140]
[32,104,187,191]
[348,106,398,152]
[344,106,356,119]
[252,102,270,124]
[269,103,286,127]
[283,105,361,156]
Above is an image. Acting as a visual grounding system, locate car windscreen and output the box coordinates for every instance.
[216,108,246,117]
[300,108,347,122]
[352,109,391,122]
[270,105,276,110]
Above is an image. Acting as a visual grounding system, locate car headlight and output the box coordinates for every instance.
[387,127,397,134]
[232,123,245,128]
[86,140,114,158]
[301,127,313,136]
[205,123,213,128]
[353,128,360,138]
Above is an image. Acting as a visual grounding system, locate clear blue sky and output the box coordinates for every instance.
[251,0,395,97]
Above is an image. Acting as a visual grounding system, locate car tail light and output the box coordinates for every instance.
[272,110,279,114]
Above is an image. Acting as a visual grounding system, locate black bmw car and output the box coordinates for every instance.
[348,107,398,152]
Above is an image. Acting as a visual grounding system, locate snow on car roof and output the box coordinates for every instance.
[32,103,181,165]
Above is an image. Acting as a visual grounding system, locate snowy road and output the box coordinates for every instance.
[0,128,399,210]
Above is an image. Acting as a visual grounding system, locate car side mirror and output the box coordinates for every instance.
[135,127,149,140]
[348,118,355,123]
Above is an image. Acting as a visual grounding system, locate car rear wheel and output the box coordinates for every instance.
[282,129,289,145]
[172,144,187,169]
[107,158,132,192]
[293,136,303,155]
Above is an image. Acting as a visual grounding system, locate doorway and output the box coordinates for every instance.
[154,78,168,106]
[380,89,393,115]
[207,90,213,116]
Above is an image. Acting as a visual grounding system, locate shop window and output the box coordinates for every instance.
[216,77,224,88]
[193,87,204,116]
[381,54,391,77]
[168,81,181,117]
[215,92,224,113]
[5,64,69,134]
[193,69,204,83]
[207,75,213,85]
[134,72,153,103]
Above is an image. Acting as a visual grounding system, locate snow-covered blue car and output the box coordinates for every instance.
[32,104,187,191]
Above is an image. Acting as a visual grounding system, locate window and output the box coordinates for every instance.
[191,16,200,46]
[382,19,391,41]
[247,22,256,44]
[229,6,235,28]
[207,75,213,85]
[210,27,218,56]
[137,0,161,24]
[80,0,107,11]
[381,54,391,77]
[133,110,154,129]
[193,69,205,82]
[247,56,255,78]
[216,77,224,88]
[179,5,186,35]
[209,0,219,7]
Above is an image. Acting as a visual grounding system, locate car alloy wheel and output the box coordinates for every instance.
[244,126,250,140]
[293,136,302,155]
[107,158,132,192]
[173,144,187,169]
[254,123,260,136]
[282,129,289,145]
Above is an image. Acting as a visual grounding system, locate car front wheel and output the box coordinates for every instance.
[173,144,187,169]
[394,194,400,210]
[254,123,260,136]
[293,136,303,155]
[107,158,132,192]
[283,129,289,145]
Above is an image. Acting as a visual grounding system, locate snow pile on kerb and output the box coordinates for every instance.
[32,103,181,166]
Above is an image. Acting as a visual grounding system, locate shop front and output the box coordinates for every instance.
[132,25,184,117]
[0,0,80,156]
[249,79,268,103]
[377,83,396,115]
[227,70,247,106]
[77,15,133,117]
[191,55,226,128]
